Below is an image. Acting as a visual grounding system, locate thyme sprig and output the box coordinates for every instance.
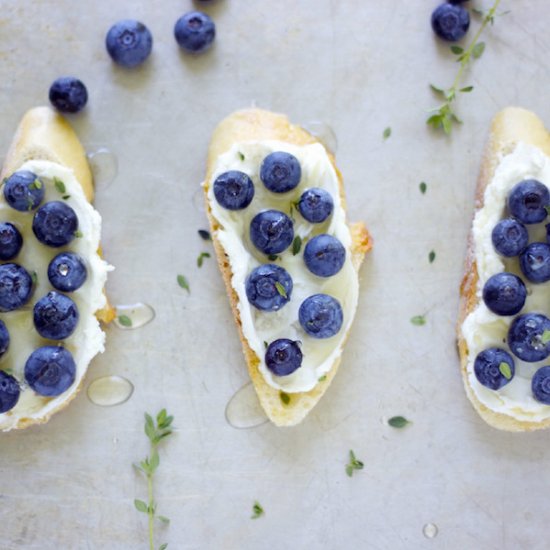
[427,0,503,134]
[134,409,174,550]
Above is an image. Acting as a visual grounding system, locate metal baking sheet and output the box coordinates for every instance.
[1,1,549,548]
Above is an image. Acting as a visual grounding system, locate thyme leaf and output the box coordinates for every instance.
[177,274,190,293]
[345,450,364,477]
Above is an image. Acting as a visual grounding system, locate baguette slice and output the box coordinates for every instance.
[458,107,550,432]
[0,106,114,431]
[205,108,372,426]
[0,107,115,323]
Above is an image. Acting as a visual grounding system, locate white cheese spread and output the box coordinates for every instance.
[207,140,359,393]
[0,160,111,431]
[462,142,550,422]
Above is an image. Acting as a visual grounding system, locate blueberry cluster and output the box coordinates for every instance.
[49,11,216,114]
[105,11,215,68]
[0,170,89,414]
[475,179,550,404]
[213,151,345,378]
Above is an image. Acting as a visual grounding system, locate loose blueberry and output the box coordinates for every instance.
[0,222,23,260]
[303,234,345,277]
[213,171,254,210]
[508,313,550,363]
[508,179,550,224]
[174,11,216,53]
[482,272,526,316]
[48,252,87,292]
[24,346,76,397]
[3,170,45,212]
[265,339,303,377]
[260,152,301,193]
[33,291,79,340]
[106,19,153,68]
[245,264,292,311]
[0,263,33,312]
[0,320,9,357]
[250,210,294,255]
[532,366,550,405]
[298,188,334,223]
[474,348,515,390]
[431,3,470,42]
[299,294,343,339]
[491,218,529,257]
[32,201,78,248]
[0,371,19,413]
[519,242,550,283]
[48,77,88,113]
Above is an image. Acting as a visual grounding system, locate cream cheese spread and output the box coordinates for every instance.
[207,140,359,393]
[462,142,550,422]
[0,160,111,431]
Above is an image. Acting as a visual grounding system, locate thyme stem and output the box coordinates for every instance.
[148,471,154,550]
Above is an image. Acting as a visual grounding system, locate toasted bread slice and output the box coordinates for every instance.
[0,107,115,323]
[205,108,372,426]
[0,106,114,430]
[458,107,550,431]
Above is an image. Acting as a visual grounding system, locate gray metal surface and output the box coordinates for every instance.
[0,1,549,549]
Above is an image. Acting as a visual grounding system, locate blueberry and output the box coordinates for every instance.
[299,294,343,338]
[32,201,78,248]
[0,263,33,312]
[48,77,88,114]
[33,291,79,340]
[303,234,346,277]
[265,339,303,377]
[519,242,550,283]
[0,222,23,260]
[298,188,334,223]
[482,272,526,316]
[474,348,515,390]
[250,210,294,255]
[0,320,10,357]
[491,218,528,257]
[213,171,254,210]
[431,3,470,42]
[532,366,550,405]
[3,170,45,212]
[245,264,292,311]
[0,371,19,413]
[48,252,87,292]
[508,179,549,224]
[174,11,215,53]
[260,152,301,193]
[508,313,550,363]
[106,19,153,68]
[24,346,76,397]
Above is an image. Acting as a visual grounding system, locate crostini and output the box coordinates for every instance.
[0,106,114,431]
[458,107,550,431]
[204,108,372,426]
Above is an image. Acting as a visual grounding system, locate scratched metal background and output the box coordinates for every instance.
[0,1,549,549]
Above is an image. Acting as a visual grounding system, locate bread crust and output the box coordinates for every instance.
[205,108,372,426]
[0,107,114,431]
[458,107,550,432]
